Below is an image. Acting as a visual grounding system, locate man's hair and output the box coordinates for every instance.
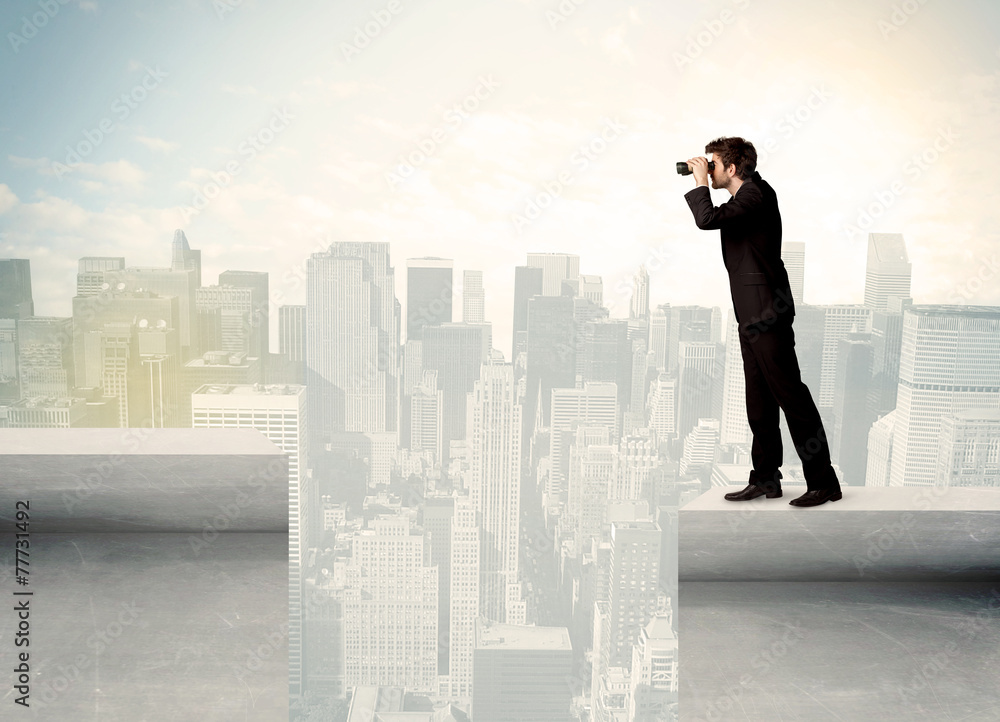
[705,136,757,180]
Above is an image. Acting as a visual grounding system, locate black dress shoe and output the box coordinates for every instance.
[724,483,782,501]
[789,488,843,507]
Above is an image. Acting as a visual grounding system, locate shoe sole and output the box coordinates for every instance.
[724,490,782,501]
[789,491,843,506]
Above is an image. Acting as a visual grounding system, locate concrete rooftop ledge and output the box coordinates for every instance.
[0,428,288,533]
[679,485,1000,582]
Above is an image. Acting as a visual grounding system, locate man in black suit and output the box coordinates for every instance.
[684,136,842,507]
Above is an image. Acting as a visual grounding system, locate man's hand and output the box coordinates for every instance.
[687,156,709,187]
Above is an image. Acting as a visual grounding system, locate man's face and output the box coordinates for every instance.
[709,153,736,189]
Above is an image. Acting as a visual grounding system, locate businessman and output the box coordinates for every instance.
[684,136,842,507]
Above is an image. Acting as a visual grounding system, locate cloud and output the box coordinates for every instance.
[135,136,180,154]
[0,184,18,214]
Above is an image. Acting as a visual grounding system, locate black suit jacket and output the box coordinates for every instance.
[684,170,795,333]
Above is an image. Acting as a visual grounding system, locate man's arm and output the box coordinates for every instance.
[684,183,762,231]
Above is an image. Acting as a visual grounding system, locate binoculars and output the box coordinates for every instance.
[676,160,715,175]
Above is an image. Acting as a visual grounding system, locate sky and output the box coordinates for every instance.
[2,0,999,355]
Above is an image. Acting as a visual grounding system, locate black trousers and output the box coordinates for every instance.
[738,320,840,492]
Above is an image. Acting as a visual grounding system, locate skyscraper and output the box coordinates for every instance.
[782,241,805,305]
[832,336,875,486]
[675,341,720,441]
[549,382,619,501]
[344,516,439,691]
[422,322,491,462]
[218,270,269,380]
[406,257,452,341]
[448,496,480,698]
[526,252,580,296]
[889,305,1000,486]
[0,259,33,319]
[191,383,308,694]
[472,620,573,722]
[17,317,74,398]
[512,265,544,367]
[171,229,202,287]
[630,265,650,320]
[649,304,670,372]
[604,519,661,668]
[666,306,713,375]
[463,269,485,324]
[468,354,522,623]
[306,242,400,443]
[864,232,911,310]
[76,257,124,297]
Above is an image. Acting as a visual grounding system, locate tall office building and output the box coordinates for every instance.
[866,410,896,487]
[463,269,485,324]
[864,233,911,310]
[630,265,650,320]
[97,322,143,427]
[524,294,576,440]
[578,275,603,306]
[720,310,751,445]
[649,304,670,371]
[549,382,619,501]
[73,289,179,390]
[447,496,480,698]
[603,519,662,669]
[191,383,308,694]
[679,418,720,475]
[869,296,912,418]
[615,426,658,503]
[782,241,805,305]
[195,285,255,355]
[815,305,873,408]
[936,409,1000,488]
[577,318,632,415]
[832,337,875,486]
[218,270,269,380]
[0,320,17,402]
[76,257,125,296]
[344,517,438,692]
[468,355,522,623]
[566,426,615,553]
[889,306,1000,486]
[472,620,573,722]
[279,305,306,362]
[526,252,580,296]
[410,370,444,463]
[421,495,454,677]
[276,304,306,384]
[511,265,544,368]
[17,317,74,398]
[627,613,679,721]
[171,229,202,287]
[306,242,400,443]
[137,325,181,428]
[422,322,491,461]
[647,373,675,440]
[406,257,452,341]
[676,341,721,441]
[666,306,713,375]
[0,259,33,319]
